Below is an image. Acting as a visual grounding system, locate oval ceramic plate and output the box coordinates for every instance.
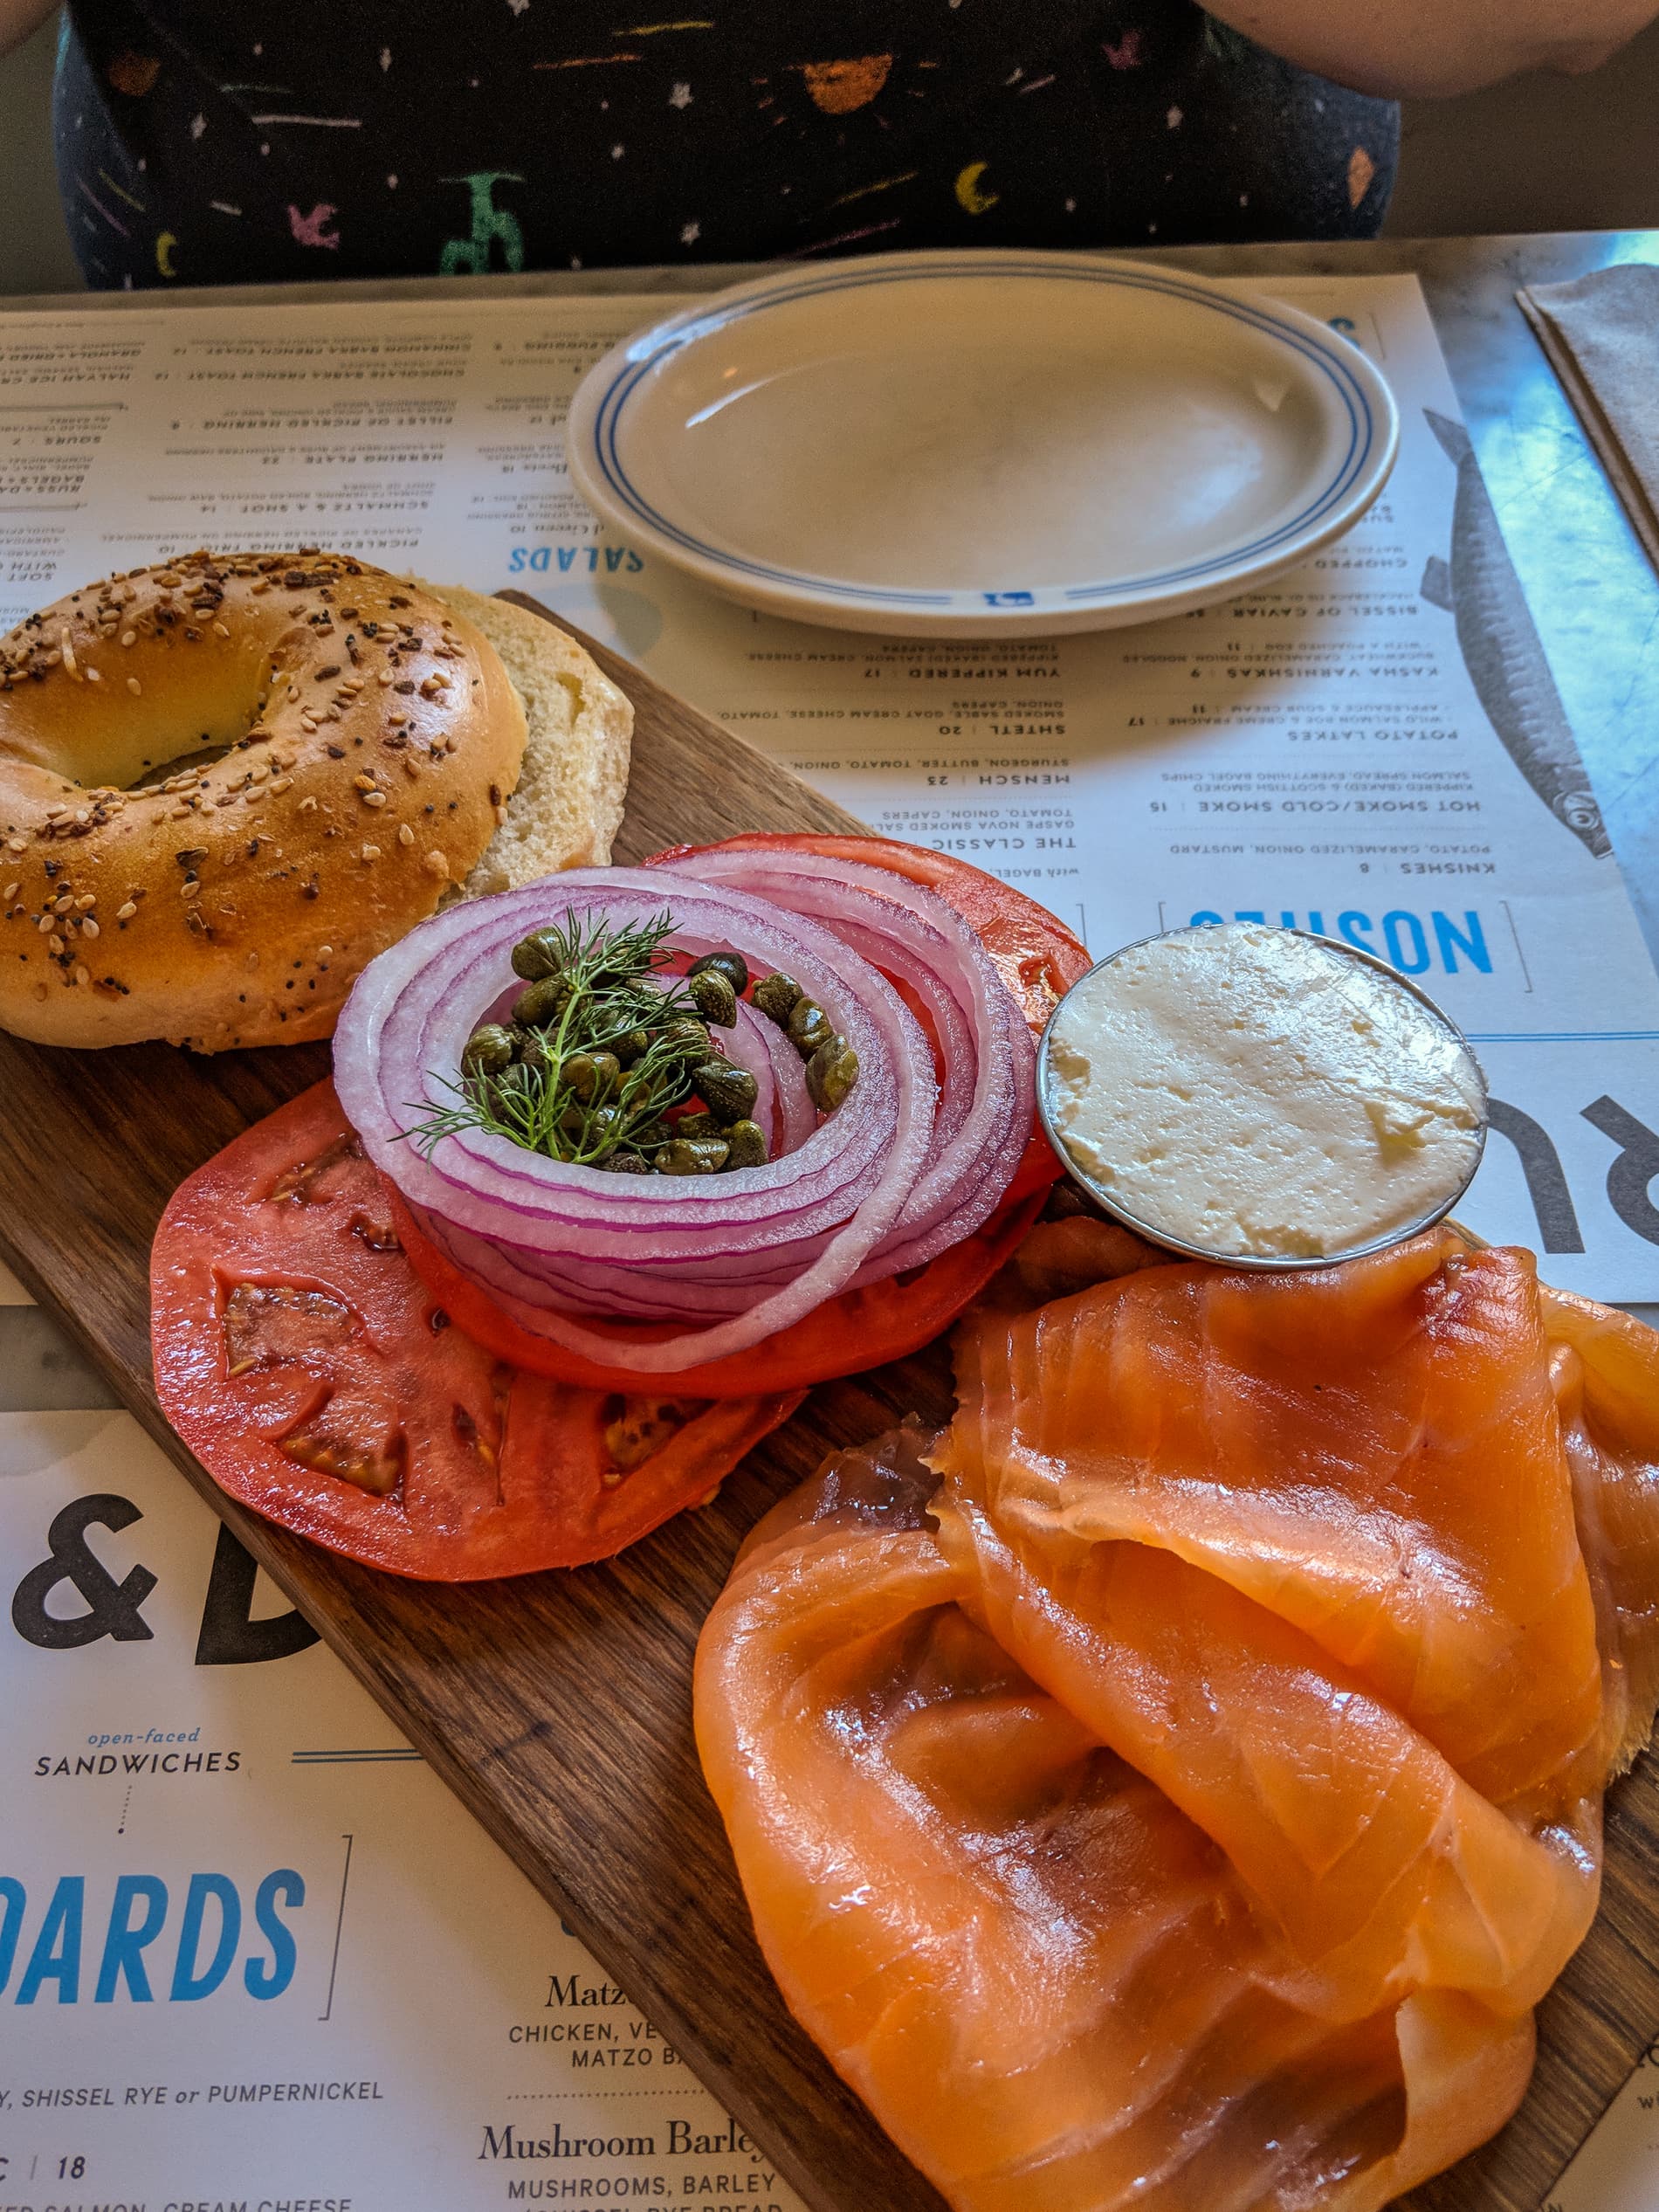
[567,252,1400,639]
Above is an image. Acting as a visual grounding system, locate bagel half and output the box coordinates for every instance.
[0,555,632,1051]
[427,584,632,894]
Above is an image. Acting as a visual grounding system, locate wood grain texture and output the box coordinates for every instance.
[0,594,1652,2212]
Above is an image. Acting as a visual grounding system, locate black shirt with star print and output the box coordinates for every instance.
[55,0,1397,289]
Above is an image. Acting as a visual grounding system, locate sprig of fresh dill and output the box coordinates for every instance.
[403,908,707,1168]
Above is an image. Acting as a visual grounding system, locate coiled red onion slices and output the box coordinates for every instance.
[333,851,1035,1377]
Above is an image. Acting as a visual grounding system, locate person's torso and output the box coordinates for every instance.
[56,0,1397,289]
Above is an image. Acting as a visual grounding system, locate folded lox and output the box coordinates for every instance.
[695,1228,1659,2212]
[1544,1279,1659,1774]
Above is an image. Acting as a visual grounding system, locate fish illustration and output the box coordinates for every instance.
[1421,408,1609,858]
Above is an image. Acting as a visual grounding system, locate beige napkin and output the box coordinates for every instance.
[1518,264,1659,573]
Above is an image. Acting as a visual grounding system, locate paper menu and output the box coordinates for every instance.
[1549,2047,1659,2212]
[2,272,1657,1294]
[0,1402,809,2211]
[619,278,1659,1303]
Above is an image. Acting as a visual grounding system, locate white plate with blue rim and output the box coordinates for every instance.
[565,251,1400,641]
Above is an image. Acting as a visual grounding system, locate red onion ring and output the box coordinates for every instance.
[650,847,1033,1278]
[333,858,1033,1375]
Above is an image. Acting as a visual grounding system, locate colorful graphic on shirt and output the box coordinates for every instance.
[797,55,893,114]
[439,172,527,275]
[289,202,341,249]
[105,50,161,97]
[953,160,1000,216]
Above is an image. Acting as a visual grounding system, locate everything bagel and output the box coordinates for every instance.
[0,552,527,1050]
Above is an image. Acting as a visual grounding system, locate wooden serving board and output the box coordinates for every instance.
[1,594,1654,2212]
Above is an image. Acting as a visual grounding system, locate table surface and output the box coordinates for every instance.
[3,234,1657,2203]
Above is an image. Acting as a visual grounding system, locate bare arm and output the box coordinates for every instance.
[1203,0,1659,98]
[0,0,57,59]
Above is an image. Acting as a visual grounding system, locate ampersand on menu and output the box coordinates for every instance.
[10,1494,157,1650]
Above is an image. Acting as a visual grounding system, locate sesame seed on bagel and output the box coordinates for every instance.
[0,550,526,1050]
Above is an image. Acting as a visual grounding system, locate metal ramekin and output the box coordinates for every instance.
[1034,926,1490,1271]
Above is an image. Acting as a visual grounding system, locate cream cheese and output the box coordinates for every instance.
[1042,923,1486,1260]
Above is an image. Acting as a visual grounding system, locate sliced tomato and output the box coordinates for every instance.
[644,831,1093,1035]
[150,1080,802,1580]
[388,1181,1046,1400]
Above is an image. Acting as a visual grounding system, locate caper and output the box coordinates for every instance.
[752,971,802,1025]
[511,927,567,982]
[629,1117,673,1151]
[693,1058,759,1125]
[513,974,572,1029]
[687,968,738,1028]
[787,996,833,1058]
[601,1149,652,1175]
[654,1136,730,1175]
[513,1026,557,1076]
[688,949,750,997]
[461,1023,514,1078]
[724,1119,768,1168]
[658,1016,712,1059]
[673,1107,718,1140]
[612,1025,652,1066]
[585,1104,623,1150]
[487,1063,535,1115]
[563,1051,619,1102]
[805,1034,860,1112]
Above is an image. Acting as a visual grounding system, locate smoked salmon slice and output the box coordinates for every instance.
[695,1228,1659,2211]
